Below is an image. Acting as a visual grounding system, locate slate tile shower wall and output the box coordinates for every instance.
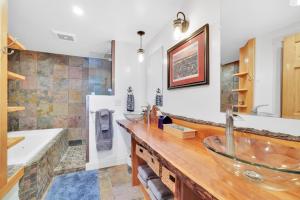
[8,50,112,143]
[220,62,239,112]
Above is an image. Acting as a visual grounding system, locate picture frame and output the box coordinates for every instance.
[167,24,209,89]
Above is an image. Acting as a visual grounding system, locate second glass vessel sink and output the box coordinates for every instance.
[204,135,300,191]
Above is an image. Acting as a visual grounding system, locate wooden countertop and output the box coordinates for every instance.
[117,120,300,200]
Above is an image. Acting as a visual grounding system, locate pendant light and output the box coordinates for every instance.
[137,31,145,63]
[173,12,189,40]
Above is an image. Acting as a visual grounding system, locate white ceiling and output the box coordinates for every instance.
[8,0,184,58]
[221,0,300,64]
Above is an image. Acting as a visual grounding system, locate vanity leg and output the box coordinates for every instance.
[175,178,182,200]
[131,137,140,186]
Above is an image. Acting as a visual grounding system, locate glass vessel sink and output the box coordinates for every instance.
[123,112,144,123]
[204,135,300,191]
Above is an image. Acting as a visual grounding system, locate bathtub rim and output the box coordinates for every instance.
[8,128,67,166]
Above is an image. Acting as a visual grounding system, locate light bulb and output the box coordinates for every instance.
[173,26,182,40]
[138,52,144,63]
[72,5,84,16]
[290,0,300,6]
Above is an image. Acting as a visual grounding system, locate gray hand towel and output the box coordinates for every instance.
[138,165,158,181]
[148,179,173,200]
[95,109,113,151]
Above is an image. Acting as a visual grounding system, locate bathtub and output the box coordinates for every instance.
[8,128,63,165]
[7,128,68,200]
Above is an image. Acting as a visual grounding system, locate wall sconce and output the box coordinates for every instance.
[173,12,189,40]
[137,31,145,63]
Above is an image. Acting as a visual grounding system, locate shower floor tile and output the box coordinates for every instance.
[54,145,86,175]
[99,165,144,200]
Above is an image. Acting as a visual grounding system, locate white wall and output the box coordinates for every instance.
[146,46,164,104]
[145,0,300,136]
[86,41,146,170]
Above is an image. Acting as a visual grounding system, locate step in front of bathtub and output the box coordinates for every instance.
[53,145,86,176]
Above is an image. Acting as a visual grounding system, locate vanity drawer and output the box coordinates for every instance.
[147,153,160,176]
[161,166,176,193]
[136,144,148,161]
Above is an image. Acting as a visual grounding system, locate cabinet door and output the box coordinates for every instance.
[282,33,300,119]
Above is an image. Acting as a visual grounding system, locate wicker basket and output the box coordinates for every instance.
[136,144,149,161]
[161,166,176,193]
[147,153,161,176]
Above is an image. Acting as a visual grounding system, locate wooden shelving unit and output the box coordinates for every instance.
[1,2,26,198]
[232,89,248,92]
[235,38,255,114]
[7,137,25,149]
[7,35,26,50]
[0,167,24,199]
[233,72,248,77]
[8,71,25,81]
[7,106,25,113]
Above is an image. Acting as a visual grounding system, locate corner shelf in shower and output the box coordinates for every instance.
[7,35,26,50]
[233,72,248,77]
[232,89,248,92]
[8,106,25,112]
[8,71,25,81]
[7,137,25,149]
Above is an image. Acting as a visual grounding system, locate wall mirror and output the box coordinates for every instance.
[146,46,164,106]
[220,0,300,120]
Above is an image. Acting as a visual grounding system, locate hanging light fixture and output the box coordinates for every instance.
[137,31,145,63]
[173,12,189,40]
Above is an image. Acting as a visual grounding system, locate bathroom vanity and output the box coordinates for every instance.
[117,119,300,200]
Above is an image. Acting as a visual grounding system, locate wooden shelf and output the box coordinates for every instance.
[233,72,248,77]
[7,106,25,112]
[8,71,25,81]
[7,35,26,50]
[7,137,25,149]
[232,89,248,92]
[0,167,24,199]
[233,105,247,108]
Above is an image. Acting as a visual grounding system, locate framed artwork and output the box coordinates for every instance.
[167,24,209,89]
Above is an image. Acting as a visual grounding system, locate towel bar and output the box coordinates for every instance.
[90,110,115,114]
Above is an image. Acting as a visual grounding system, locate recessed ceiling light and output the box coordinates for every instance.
[72,5,84,16]
[290,0,300,6]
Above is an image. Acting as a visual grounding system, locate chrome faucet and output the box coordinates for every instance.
[141,104,151,127]
[225,106,242,156]
[252,104,269,115]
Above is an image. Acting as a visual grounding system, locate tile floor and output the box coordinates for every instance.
[99,165,144,200]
